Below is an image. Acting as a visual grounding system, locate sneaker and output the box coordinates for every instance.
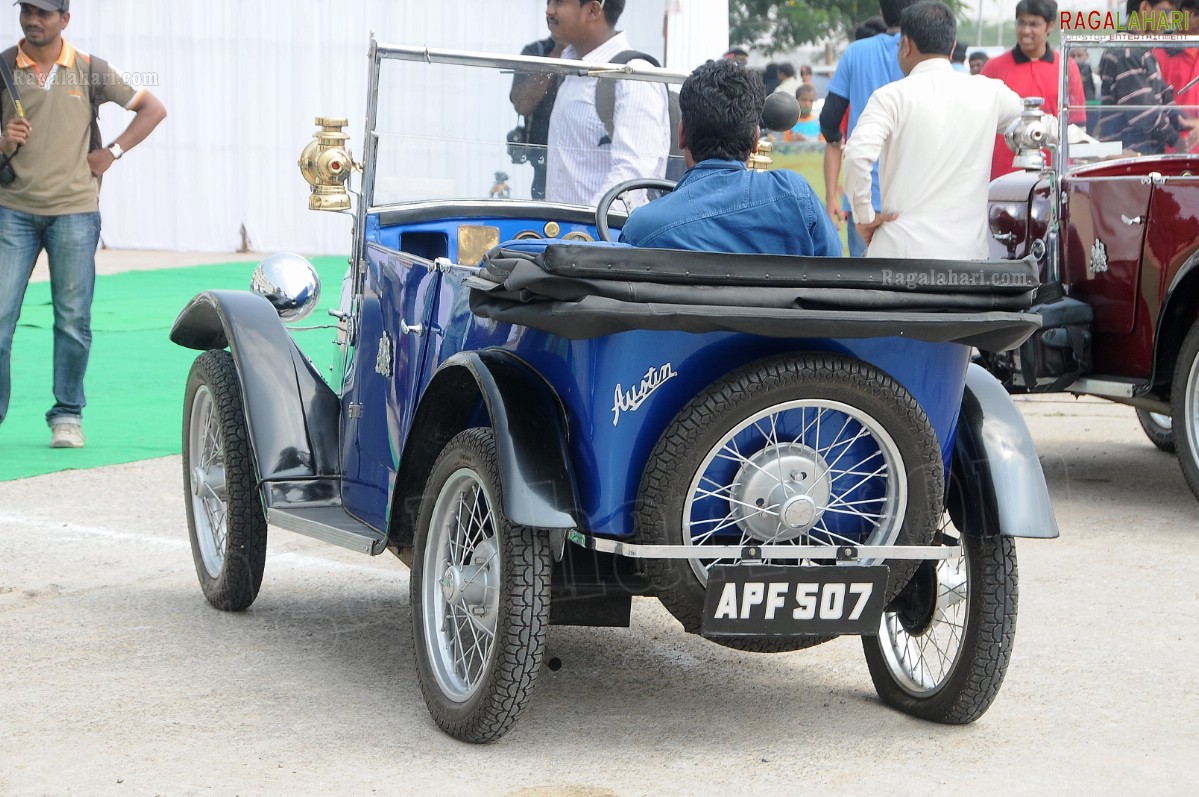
[50,420,85,449]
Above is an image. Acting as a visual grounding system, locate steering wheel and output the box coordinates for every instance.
[595,178,677,242]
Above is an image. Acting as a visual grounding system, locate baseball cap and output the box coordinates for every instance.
[16,1,69,12]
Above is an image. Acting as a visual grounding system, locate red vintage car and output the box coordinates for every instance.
[982,34,1199,503]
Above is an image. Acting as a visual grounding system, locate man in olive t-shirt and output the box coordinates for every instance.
[0,0,166,448]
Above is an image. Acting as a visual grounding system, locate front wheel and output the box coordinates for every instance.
[862,519,1018,724]
[410,428,552,743]
[1172,323,1199,501]
[182,350,268,612]
[1135,408,1174,453]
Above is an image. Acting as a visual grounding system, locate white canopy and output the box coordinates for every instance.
[62,0,727,255]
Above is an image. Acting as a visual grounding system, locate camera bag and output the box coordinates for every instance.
[1012,291,1093,392]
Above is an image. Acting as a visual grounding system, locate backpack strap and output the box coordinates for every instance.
[83,52,108,152]
[595,50,660,142]
[0,46,18,110]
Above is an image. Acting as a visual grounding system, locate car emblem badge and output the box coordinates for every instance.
[375,332,393,376]
[612,364,677,427]
[1090,238,1109,274]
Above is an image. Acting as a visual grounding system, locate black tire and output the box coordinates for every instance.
[1135,408,1175,453]
[1172,322,1199,502]
[182,350,268,612]
[862,520,1018,724]
[410,428,552,743]
[637,353,944,653]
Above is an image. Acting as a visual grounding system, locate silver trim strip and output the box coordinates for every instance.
[568,532,954,561]
[372,42,689,84]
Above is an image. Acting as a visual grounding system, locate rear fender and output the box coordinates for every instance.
[1154,251,1199,390]
[390,350,579,550]
[948,364,1060,538]
[170,290,341,485]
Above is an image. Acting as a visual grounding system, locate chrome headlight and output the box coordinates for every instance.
[251,252,322,323]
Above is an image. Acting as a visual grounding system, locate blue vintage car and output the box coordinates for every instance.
[171,42,1058,743]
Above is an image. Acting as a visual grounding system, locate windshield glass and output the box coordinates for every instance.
[370,49,683,208]
[1062,34,1199,167]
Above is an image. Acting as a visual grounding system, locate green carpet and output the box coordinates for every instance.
[0,256,348,482]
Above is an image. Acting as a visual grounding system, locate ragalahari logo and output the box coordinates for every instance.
[1060,8,1192,32]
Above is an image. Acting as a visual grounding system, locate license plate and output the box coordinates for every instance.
[701,565,889,637]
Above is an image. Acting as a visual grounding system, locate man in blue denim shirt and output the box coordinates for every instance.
[619,59,840,257]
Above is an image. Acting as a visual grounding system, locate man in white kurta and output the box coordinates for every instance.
[545,0,669,208]
[843,1,1024,259]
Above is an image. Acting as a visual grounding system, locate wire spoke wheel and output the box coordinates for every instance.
[411,428,551,743]
[189,385,229,578]
[683,399,907,583]
[638,354,944,653]
[1173,323,1199,502]
[863,513,1018,724]
[421,470,502,701]
[181,350,267,612]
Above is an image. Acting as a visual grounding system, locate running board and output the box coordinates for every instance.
[267,506,387,555]
[1068,376,1143,399]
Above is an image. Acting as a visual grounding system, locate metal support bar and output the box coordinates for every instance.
[566,531,954,561]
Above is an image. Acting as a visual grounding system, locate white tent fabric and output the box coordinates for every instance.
[52,0,726,255]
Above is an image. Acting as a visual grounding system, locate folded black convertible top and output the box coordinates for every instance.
[467,244,1042,352]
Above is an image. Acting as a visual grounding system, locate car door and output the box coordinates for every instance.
[1062,175,1153,337]
[339,241,440,532]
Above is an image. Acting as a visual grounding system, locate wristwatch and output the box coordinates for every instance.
[108,143,124,160]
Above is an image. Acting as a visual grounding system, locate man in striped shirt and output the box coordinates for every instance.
[544,0,670,209]
[1095,0,1198,154]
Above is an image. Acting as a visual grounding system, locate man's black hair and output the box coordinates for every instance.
[778,62,796,78]
[1015,0,1058,23]
[900,1,957,57]
[679,59,765,163]
[855,15,888,39]
[1123,0,1171,15]
[880,0,922,28]
[595,0,625,27]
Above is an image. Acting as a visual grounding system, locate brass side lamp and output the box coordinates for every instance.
[299,117,360,212]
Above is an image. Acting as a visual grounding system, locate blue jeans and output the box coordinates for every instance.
[846,209,867,258]
[0,207,101,427]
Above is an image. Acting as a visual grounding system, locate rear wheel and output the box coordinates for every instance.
[182,350,268,612]
[1135,408,1174,453]
[862,516,1018,724]
[411,428,552,743]
[637,353,944,653]
[1173,323,1199,501]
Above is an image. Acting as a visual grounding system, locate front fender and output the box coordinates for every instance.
[170,290,340,482]
[392,350,579,547]
[949,364,1060,538]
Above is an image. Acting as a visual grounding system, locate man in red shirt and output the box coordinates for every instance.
[981,0,1085,181]
[1155,0,1199,152]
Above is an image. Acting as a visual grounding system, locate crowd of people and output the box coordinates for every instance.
[510,0,1199,262]
[4,0,1196,448]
